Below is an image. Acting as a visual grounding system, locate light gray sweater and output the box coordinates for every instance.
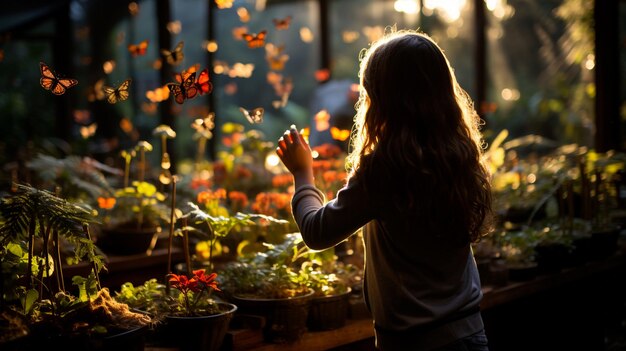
[291,177,484,350]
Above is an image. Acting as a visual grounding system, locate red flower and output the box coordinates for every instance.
[168,273,200,293]
[193,269,221,292]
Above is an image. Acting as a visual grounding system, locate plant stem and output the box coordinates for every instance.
[182,217,192,276]
[166,177,177,293]
[53,229,65,292]
[26,214,36,294]
[124,157,131,188]
[82,224,101,290]
[139,150,145,182]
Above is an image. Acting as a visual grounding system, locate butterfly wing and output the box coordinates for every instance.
[40,62,57,91]
[103,85,116,103]
[182,72,198,99]
[40,62,77,95]
[240,107,264,124]
[117,79,131,101]
[167,83,185,104]
[195,68,213,95]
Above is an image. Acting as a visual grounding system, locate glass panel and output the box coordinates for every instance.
[485,0,594,147]
[213,0,320,149]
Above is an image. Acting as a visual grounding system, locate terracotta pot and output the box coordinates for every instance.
[230,289,314,343]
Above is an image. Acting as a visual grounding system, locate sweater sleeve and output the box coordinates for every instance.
[291,176,374,250]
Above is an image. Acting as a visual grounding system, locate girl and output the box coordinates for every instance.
[277,30,492,351]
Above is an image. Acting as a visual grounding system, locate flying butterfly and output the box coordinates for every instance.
[242,30,267,49]
[195,68,213,95]
[273,16,292,30]
[128,40,149,57]
[97,196,116,210]
[39,62,78,95]
[330,126,351,141]
[103,79,132,104]
[167,71,198,104]
[239,107,264,124]
[174,63,200,83]
[161,41,184,66]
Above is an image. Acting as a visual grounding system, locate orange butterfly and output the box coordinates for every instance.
[330,127,350,141]
[174,63,200,83]
[39,62,78,95]
[242,30,267,49]
[273,16,292,30]
[195,68,213,95]
[103,79,131,104]
[161,41,184,66]
[97,196,116,210]
[167,71,198,104]
[128,40,149,57]
[239,107,264,124]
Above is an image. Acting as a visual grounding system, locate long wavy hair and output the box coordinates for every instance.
[347,30,493,243]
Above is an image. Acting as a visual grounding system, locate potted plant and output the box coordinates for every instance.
[113,181,242,351]
[0,184,152,350]
[495,228,539,282]
[218,233,315,344]
[299,247,355,331]
[97,180,169,255]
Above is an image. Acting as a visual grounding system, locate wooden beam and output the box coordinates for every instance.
[594,0,621,152]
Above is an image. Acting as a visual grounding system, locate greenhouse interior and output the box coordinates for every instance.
[0,0,625,350]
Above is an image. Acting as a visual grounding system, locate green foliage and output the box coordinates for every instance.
[107,181,169,229]
[26,154,117,203]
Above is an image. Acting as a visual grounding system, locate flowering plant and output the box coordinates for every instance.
[166,269,223,316]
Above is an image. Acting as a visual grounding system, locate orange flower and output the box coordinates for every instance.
[197,188,227,204]
[228,191,249,211]
[272,173,293,188]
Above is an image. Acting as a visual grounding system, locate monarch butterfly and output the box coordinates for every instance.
[273,16,292,30]
[239,107,264,124]
[174,63,200,83]
[330,126,350,141]
[39,62,78,95]
[167,71,198,104]
[195,68,213,95]
[161,41,184,66]
[128,40,149,57]
[242,30,267,49]
[103,79,132,104]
